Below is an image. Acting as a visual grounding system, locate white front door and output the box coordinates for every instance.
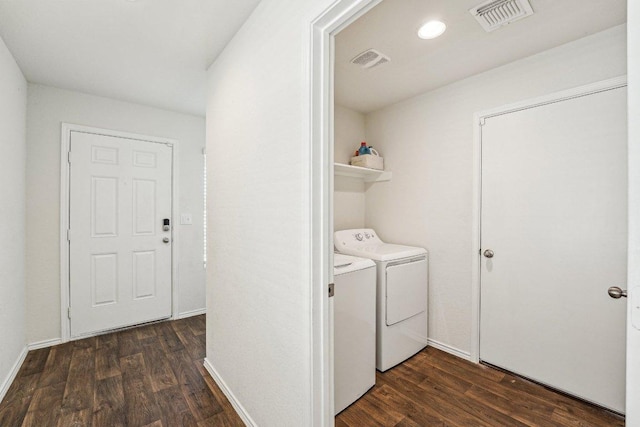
[69,131,173,337]
[480,85,627,413]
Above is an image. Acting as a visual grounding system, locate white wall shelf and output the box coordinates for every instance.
[334,163,392,183]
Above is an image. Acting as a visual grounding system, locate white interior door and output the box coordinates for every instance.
[69,131,173,337]
[480,86,627,413]
[627,1,640,423]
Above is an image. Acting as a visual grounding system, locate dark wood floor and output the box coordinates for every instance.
[336,347,625,427]
[0,317,625,427]
[0,315,244,427]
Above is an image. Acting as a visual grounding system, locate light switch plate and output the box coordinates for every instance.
[180,213,193,225]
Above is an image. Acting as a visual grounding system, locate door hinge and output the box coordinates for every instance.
[202,147,207,155]
[328,283,335,298]
[67,151,72,164]
[67,229,71,241]
[479,117,486,126]
[67,307,71,319]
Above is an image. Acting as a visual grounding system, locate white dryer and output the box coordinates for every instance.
[333,253,376,414]
[335,229,428,372]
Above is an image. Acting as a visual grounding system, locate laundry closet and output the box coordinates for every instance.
[331,0,628,416]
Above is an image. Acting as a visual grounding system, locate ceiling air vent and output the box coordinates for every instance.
[469,0,534,32]
[351,49,390,69]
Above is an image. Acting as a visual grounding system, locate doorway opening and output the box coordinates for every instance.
[311,0,629,424]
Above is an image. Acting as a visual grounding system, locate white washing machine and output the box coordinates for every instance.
[335,229,428,372]
[333,253,376,414]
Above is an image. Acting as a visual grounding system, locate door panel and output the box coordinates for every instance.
[628,3,640,421]
[69,131,172,337]
[480,87,627,413]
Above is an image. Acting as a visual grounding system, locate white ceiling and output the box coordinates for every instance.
[0,0,262,116]
[335,0,627,113]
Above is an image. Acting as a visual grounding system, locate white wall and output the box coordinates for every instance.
[364,25,627,354]
[205,0,335,425]
[26,84,206,344]
[334,104,366,164]
[0,35,27,400]
[626,2,640,423]
[334,104,366,231]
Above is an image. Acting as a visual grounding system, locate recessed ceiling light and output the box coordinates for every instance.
[418,21,447,39]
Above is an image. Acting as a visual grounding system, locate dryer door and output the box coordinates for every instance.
[386,258,428,326]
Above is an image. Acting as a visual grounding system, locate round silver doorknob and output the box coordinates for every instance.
[162,237,170,243]
[483,249,494,258]
[608,286,627,299]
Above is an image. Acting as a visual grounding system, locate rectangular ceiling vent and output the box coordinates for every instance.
[469,0,534,32]
[351,49,390,69]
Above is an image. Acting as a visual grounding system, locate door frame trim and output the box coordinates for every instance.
[59,123,180,342]
[470,75,628,362]
[309,0,383,423]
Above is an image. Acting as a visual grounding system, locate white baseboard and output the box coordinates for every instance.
[428,338,472,361]
[28,338,63,351]
[0,346,28,404]
[203,358,256,426]
[176,308,206,319]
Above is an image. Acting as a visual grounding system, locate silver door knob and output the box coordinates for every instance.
[608,286,627,299]
[162,237,170,243]
[483,249,494,258]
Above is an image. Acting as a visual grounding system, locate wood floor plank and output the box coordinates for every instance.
[1,373,40,405]
[338,402,387,427]
[95,344,121,381]
[117,328,142,358]
[380,369,494,427]
[155,385,198,427]
[195,362,245,426]
[499,373,624,426]
[21,381,66,427]
[365,383,446,426]
[551,407,624,427]
[141,337,178,392]
[174,327,206,360]
[154,321,186,354]
[56,408,91,427]
[136,324,158,341]
[38,343,74,387]
[92,375,125,427]
[0,397,31,427]
[60,347,95,413]
[18,348,50,378]
[356,389,407,426]
[188,315,206,337]
[72,336,96,350]
[393,417,424,427]
[166,350,222,421]
[141,420,163,427]
[404,354,472,394]
[197,411,244,427]
[464,384,564,427]
[96,332,118,350]
[120,352,162,426]
[171,318,191,332]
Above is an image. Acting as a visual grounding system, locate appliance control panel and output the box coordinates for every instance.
[334,228,383,250]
